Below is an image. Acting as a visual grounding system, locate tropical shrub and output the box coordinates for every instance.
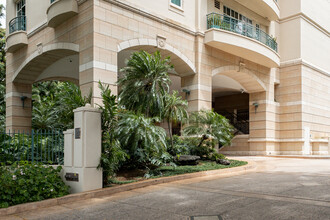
[117,112,167,169]
[0,133,31,164]
[189,137,217,159]
[98,83,128,186]
[0,162,69,208]
[183,110,234,148]
[166,135,191,157]
[0,130,64,165]
[31,81,91,130]
[118,50,172,118]
[54,82,92,130]
[210,152,226,161]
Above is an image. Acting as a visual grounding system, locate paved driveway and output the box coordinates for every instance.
[3,157,330,220]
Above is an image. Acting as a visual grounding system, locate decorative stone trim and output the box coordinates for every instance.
[79,61,117,73]
[156,35,167,49]
[280,13,330,37]
[117,38,196,74]
[212,65,267,92]
[280,58,330,77]
[5,92,32,99]
[181,84,212,92]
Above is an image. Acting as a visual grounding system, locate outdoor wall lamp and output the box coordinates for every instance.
[20,96,27,109]
[253,102,259,114]
[182,89,190,96]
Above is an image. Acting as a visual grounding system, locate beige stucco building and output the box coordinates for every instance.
[5,0,330,155]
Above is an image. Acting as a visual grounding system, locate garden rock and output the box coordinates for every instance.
[176,155,200,165]
[216,159,231,165]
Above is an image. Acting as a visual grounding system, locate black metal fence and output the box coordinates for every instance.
[0,130,64,165]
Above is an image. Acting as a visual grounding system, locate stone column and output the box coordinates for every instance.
[181,74,212,112]
[78,8,119,107]
[5,82,32,132]
[182,35,212,112]
[62,104,102,193]
[249,90,278,155]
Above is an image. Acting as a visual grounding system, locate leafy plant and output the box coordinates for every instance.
[189,137,217,159]
[97,83,128,186]
[52,82,92,130]
[183,110,234,153]
[118,50,172,118]
[0,131,64,165]
[166,135,190,157]
[117,112,167,169]
[0,162,69,208]
[163,91,188,147]
[210,152,226,161]
[30,81,92,130]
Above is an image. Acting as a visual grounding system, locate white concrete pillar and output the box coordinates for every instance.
[62,104,103,193]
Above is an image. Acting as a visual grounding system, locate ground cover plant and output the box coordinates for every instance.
[0,162,69,208]
[107,160,248,186]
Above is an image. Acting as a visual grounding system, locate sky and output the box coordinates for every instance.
[0,0,5,28]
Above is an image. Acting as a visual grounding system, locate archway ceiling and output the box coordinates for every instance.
[118,45,194,77]
[14,49,77,84]
[36,54,79,83]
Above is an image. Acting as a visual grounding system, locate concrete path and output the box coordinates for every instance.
[3,157,330,220]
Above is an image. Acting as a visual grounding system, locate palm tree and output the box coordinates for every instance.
[118,50,173,118]
[163,91,188,147]
[116,111,167,168]
[183,110,234,149]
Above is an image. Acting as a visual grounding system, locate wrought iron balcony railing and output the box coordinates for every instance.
[9,16,26,34]
[207,13,278,52]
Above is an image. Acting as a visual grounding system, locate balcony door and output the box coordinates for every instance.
[16,0,26,17]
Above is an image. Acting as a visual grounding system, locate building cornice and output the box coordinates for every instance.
[281,58,330,77]
[280,12,330,37]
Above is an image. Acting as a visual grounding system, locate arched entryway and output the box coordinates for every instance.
[6,43,80,132]
[117,39,196,135]
[212,65,266,154]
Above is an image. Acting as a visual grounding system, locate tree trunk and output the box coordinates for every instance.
[168,119,173,148]
[197,134,208,148]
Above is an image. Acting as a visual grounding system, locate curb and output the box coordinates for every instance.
[265,155,330,160]
[0,160,256,216]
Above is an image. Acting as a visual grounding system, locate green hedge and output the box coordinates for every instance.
[0,162,69,208]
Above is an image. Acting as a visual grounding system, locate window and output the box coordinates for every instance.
[214,0,220,10]
[171,0,181,7]
[223,5,252,23]
[16,0,26,17]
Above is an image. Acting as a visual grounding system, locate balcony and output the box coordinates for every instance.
[205,13,280,68]
[235,0,279,20]
[47,0,78,28]
[6,16,28,53]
